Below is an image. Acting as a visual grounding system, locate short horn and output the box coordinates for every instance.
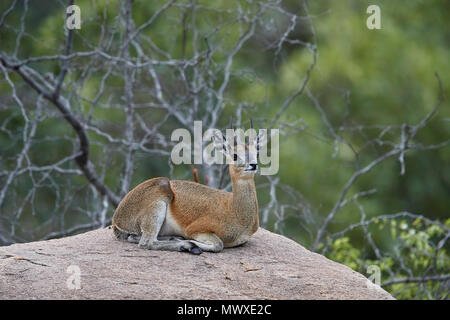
[229,116,233,129]
[250,118,253,129]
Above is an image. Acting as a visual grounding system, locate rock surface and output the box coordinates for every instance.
[0,227,393,299]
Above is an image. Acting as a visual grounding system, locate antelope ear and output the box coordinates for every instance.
[212,130,228,153]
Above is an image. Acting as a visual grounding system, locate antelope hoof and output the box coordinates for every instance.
[181,242,203,255]
[190,246,203,255]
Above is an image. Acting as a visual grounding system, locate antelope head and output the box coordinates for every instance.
[212,118,267,179]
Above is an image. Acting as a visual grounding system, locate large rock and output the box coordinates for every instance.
[0,227,393,299]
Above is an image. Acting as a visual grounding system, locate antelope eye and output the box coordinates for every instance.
[233,154,238,161]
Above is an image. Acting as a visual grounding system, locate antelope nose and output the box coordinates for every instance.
[249,163,257,171]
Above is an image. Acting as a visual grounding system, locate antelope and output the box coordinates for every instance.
[111,120,265,254]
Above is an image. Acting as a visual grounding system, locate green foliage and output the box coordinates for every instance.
[324,217,450,299]
[0,0,448,300]
[323,237,362,271]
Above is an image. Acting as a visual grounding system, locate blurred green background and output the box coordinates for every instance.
[0,0,449,299]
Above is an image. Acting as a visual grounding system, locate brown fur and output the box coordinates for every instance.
[112,177,173,235]
[112,128,262,253]
[112,165,259,249]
